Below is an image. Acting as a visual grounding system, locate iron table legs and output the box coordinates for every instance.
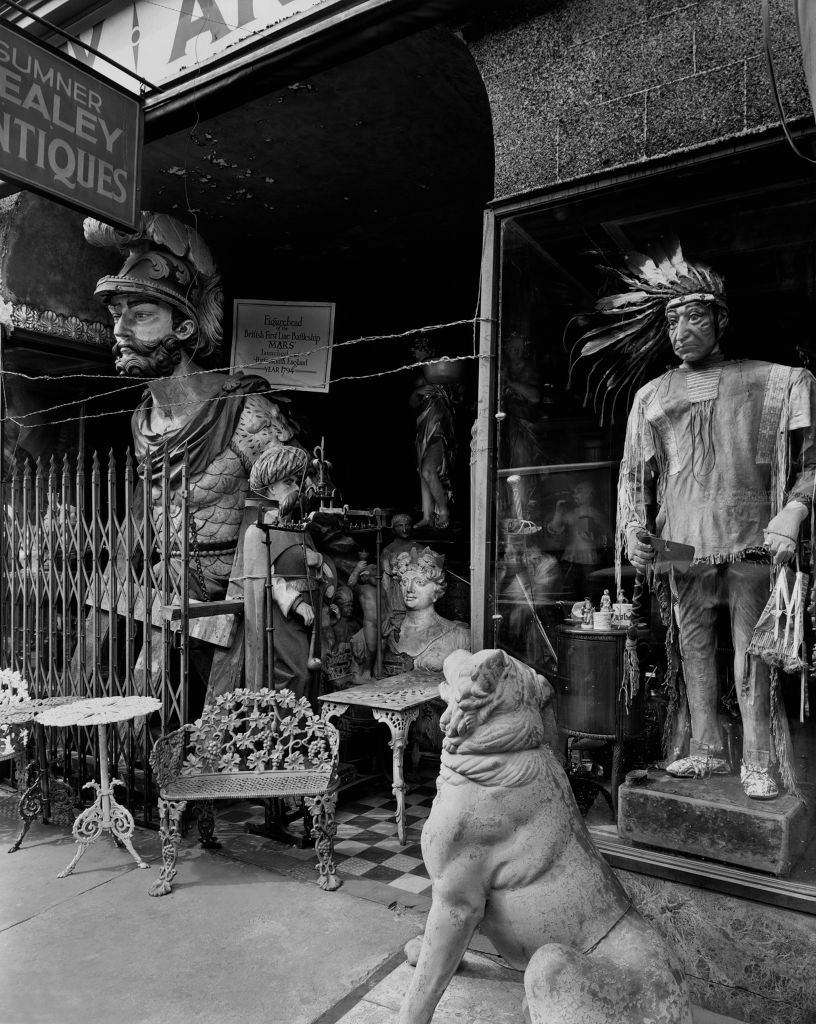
[58,722,149,878]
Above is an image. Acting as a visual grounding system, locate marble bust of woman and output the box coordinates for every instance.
[385,547,470,673]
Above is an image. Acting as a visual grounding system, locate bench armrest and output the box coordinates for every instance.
[149,727,190,791]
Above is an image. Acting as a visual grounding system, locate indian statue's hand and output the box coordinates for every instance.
[764,501,809,565]
[625,524,656,571]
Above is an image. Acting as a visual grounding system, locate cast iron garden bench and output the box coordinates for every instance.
[147,687,341,896]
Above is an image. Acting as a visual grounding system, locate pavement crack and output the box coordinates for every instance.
[0,866,136,934]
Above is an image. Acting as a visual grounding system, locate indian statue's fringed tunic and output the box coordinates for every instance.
[616,359,816,572]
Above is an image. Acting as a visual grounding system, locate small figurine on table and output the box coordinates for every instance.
[600,589,612,613]
[581,597,594,628]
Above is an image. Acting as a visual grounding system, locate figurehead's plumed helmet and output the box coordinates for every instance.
[567,237,727,424]
[84,212,223,360]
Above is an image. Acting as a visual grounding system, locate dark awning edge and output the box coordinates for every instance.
[143,0,473,142]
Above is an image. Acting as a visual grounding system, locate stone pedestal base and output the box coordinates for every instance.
[617,771,813,877]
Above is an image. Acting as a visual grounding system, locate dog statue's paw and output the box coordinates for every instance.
[404,936,423,966]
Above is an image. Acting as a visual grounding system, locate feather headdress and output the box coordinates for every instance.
[567,236,726,424]
[84,211,223,360]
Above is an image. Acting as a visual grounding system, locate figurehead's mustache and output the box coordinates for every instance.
[113,334,184,377]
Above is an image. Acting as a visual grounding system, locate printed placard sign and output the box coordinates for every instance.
[231,299,335,393]
[0,22,142,229]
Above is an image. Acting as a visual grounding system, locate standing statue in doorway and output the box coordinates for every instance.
[409,338,463,530]
[571,238,816,799]
[84,212,323,706]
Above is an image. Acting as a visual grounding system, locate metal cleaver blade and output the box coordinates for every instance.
[640,532,696,575]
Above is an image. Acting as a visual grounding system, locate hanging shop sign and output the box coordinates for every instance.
[231,299,335,393]
[65,0,330,92]
[0,22,142,230]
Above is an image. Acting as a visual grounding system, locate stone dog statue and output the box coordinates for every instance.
[399,648,692,1024]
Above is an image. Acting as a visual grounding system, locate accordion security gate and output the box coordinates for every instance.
[0,448,191,824]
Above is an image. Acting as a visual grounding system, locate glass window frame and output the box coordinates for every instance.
[470,134,816,915]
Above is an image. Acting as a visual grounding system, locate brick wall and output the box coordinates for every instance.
[464,0,812,198]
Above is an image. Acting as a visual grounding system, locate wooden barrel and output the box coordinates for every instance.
[555,623,642,739]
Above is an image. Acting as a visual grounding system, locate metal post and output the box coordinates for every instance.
[98,722,111,829]
[374,508,384,678]
[264,526,276,687]
[179,449,190,725]
[0,327,6,669]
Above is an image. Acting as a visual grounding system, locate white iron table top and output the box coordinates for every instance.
[38,695,161,728]
[318,669,443,711]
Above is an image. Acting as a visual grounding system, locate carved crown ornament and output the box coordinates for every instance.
[6,302,113,348]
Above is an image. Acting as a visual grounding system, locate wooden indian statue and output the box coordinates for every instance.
[571,238,816,800]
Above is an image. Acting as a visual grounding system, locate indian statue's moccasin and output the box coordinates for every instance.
[665,753,730,778]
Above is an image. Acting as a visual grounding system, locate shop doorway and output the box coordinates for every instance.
[133,24,495,524]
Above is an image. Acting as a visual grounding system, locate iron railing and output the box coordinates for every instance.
[0,448,190,822]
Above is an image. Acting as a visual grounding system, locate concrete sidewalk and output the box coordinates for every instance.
[0,791,423,1024]
[0,791,748,1024]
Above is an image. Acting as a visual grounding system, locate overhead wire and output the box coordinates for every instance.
[1,317,485,383]
[1,353,488,430]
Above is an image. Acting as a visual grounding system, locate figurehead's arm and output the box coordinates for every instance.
[229,393,299,470]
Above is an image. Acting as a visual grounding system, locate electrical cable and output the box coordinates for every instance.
[1,353,488,429]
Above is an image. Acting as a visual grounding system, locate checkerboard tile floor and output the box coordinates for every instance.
[215,781,436,895]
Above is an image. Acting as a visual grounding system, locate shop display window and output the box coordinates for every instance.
[483,151,816,898]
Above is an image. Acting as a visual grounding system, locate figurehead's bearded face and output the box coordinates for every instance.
[108,295,197,378]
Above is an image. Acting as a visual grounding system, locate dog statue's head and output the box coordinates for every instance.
[439,648,558,757]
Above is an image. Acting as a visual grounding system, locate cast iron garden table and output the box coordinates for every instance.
[319,668,443,845]
[0,695,80,854]
[37,695,161,877]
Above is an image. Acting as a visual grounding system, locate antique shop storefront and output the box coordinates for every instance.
[3,1,816,1021]
[0,0,494,903]
[0,0,493,709]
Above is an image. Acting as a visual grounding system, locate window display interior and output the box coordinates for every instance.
[491,157,816,886]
